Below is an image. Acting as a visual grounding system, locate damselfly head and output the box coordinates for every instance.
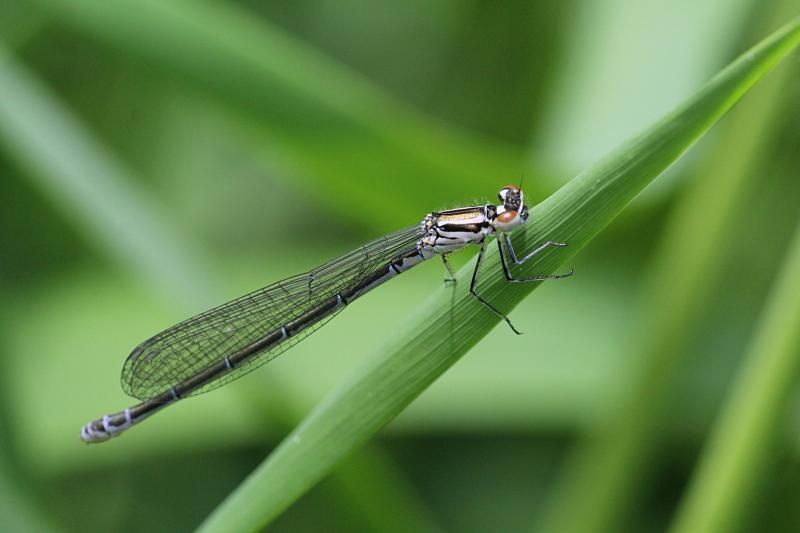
[494,185,528,232]
[498,185,523,211]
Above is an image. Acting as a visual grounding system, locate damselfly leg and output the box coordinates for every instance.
[469,235,572,334]
[498,234,574,283]
[469,239,523,335]
[441,254,457,284]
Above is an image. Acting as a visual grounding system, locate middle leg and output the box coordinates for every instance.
[469,240,521,334]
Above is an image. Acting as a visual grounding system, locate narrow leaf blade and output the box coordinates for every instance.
[198,17,800,533]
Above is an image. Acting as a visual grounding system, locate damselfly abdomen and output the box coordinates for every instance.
[81,185,571,443]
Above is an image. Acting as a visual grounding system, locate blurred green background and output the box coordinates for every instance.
[1,1,799,532]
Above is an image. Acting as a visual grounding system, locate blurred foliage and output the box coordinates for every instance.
[0,1,799,532]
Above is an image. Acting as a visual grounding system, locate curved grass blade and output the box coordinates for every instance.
[0,45,216,308]
[32,0,539,226]
[667,220,800,532]
[198,16,800,533]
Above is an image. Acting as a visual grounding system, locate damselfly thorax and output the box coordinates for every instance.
[81,185,572,443]
[419,205,494,256]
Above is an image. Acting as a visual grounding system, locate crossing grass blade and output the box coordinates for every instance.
[667,219,800,533]
[197,16,800,533]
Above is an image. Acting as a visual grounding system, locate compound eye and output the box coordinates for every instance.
[505,190,521,210]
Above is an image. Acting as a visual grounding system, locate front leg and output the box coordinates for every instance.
[499,235,573,283]
[503,233,567,264]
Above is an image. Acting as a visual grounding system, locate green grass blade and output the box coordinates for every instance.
[668,218,800,533]
[33,0,538,226]
[198,16,800,533]
[535,5,800,532]
[0,46,216,308]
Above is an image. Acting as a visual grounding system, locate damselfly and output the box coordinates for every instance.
[81,185,572,443]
